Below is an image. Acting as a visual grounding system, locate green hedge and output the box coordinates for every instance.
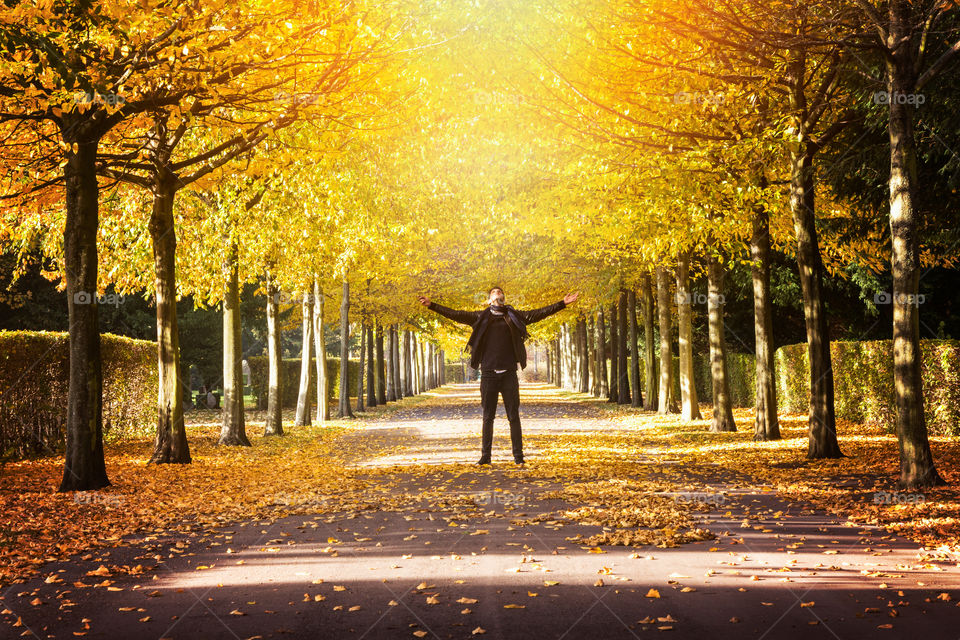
[690,352,755,408]
[247,357,361,409]
[657,341,960,436]
[775,339,960,436]
[0,330,157,457]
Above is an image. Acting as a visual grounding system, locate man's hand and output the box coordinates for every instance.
[563,292,579,306]
[417,295,431,307]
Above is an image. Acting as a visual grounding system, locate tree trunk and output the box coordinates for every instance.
[376,322,386,404]
[675,256,702,421]
[337,279,353,418]
[886,1,944,487]
[147,177,191,463]
[656,266,678,414]
[392,325,402,398]
[789,145,842,457]
[403,330,414,397]
[356,321,366,413]
[385,324,396,402]
[59,133,110,491]
[617,289,630,405]
[641,274,657,411]
[547,337,553,385]
[439,349,446,385]
[628,289,643,408]
[608,302,619,402]
[751,204,780,440]
[578,316,590,393]
[416,334,424,394]
[294,290,313,427]
[555,336,562,387]
[219,240,250,446]
[313,282,329,423]
[263,270,284,436]
[588,316,598,396]
[366,321,377,407]
[597,308,608,398]
[707,255,736,432]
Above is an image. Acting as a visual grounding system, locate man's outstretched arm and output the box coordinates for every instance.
[418,295,482,326]
[519,292,580,324]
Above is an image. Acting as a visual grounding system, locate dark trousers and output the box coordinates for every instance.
[479,369,523,460]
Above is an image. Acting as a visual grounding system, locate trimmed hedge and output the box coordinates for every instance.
[775,339,960,436]
[247,357,361,409]
[0,330,157,457]
[691,352,755,408]
[687,339,959,435]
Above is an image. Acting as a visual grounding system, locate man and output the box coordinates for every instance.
[418,287,579,465]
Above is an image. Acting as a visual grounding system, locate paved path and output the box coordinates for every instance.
[4,383,960,639]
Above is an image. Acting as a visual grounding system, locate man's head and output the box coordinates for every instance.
[488,286,505,306]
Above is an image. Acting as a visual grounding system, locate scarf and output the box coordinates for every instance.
[465,303,530,364]
[487,304,529,341]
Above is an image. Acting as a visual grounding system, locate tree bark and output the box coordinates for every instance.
[547,342,556,384]
[263,270,284,436]
[656,266,678,414]
[675,256,702,421]
[313,282,329,423]
[617,289,630,405]
[751,204,780,440]
[416,334,424,394]
[886,0,944,487]
[588,316,598,396]
[337,279,354,418]
[356,321,366,413]
[376,322,386,404]
[628,289,643,408]
[219,240,250,446]
[59,133,110,491]
[578,316,590,393]
[707,255,736,432]
[403,330,414,397]
[294,290,312,427]
[385,324,396,402]
[147,176,191,463]
[641,274,658,411]
[608,302,619,402]
[366,321,377,407]
[597,308,608,398]
[392,325,402,399]
[789,144,842,457]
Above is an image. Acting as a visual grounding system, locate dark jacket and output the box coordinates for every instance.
[428,299,566,370]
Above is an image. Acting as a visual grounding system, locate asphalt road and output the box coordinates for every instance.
[4,383,959,640]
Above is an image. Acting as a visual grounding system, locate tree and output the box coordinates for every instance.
[852,0,958,488]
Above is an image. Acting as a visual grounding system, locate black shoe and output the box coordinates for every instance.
[514,457,525,465]
[476,457,491,466]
